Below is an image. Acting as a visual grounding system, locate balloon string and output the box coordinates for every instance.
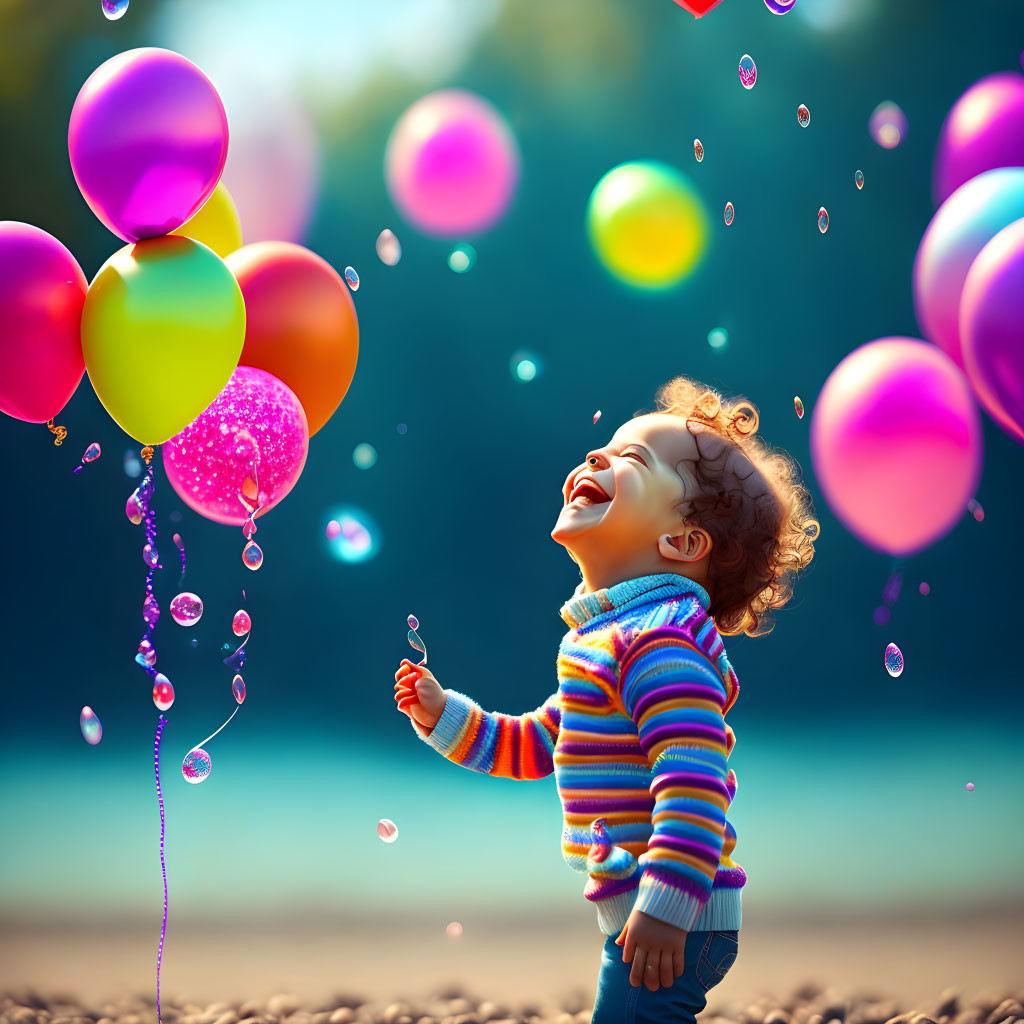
[138,464,160,680]
[155,715,168,1024]
[190,705,240,753]
[46,419,67,446]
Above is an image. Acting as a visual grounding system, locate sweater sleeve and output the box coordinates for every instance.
[618,625,732,932]
[412,688,561,780]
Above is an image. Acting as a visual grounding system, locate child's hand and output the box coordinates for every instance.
[393,659,447,736]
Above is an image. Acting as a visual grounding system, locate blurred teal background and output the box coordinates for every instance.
[1,0,1023,934]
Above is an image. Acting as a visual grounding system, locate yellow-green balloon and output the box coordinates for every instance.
[586,160,708,289]
[81,236,246,445]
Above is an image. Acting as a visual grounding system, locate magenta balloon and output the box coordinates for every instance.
[913,167,1024,372]
[810,338,982,557]
[0,221,87,423]
[934,72,1024,206]
[385,89,520,237]
[68,48,229,242]
[162,365,309,526]
[960,217,1024,446]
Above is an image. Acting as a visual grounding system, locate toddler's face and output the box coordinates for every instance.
[551,413,702,560]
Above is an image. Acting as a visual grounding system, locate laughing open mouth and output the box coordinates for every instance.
[568,476,612,506]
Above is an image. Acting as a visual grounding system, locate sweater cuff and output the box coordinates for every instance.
[633,875,708,933]
[415,689,478,757]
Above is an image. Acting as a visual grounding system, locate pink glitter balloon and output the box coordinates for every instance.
[162,365,308,526]
[933,72,1024,206]
[385,89,520,238]
[810,338,983,557]
[68,48,229,243]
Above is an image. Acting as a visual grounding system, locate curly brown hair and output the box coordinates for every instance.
[635,375,820,638]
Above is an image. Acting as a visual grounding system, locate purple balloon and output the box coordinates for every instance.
[913,167,1024,373]
[68,48,229,243]
[934,72,1024,207]
[960,217,1024,446]
[810,338,982,558]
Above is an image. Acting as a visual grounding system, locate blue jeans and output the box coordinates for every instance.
[591,929,739,1024]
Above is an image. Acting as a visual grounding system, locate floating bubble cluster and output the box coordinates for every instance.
[884,642,904,677]
[738,55,757,89]
[377,818,399,843]
[80,706,102,745]
[376,229,402,266]
[724,202,735,226]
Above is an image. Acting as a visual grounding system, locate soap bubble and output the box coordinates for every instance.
[169,592,203,627]
[242,541,264,570]
[818,207,829,233]
[407,614,419,630]
[884,642,904,677]
[797,104,810,128]
[377,818,398,843]
[855,169,865,190]
[446,922,463,938]
[738,55,757,90]
[232,674,246,704]
[326,520,341,540]
[353,443,378,469]
[919,581,930,596]
[344,266,359,291]
[376,229,402,266]
[80,706,102,745]
[100,0,129,20]
[724,202,735,226]
[153,676,175,711]
[965,782,975,791]
[694,139,704,162]
[182,748,212,784]
[396,423,408,435]
[869,101,907,149]
[232,609,252,636]
[794,396,805,418]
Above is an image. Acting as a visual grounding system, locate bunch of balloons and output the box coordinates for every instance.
[0,46,361,525]
[914,72,1024,447]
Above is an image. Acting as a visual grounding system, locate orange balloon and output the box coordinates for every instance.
[225,241,358,436]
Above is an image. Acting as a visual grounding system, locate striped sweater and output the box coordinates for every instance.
[415,573,744,936]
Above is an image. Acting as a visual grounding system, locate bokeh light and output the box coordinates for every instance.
[326,506,380,563]
[448,244,476,272]
[869,101,907,149]
[510,349,541,382]
[707,327,728,350]
[353,443,378,469]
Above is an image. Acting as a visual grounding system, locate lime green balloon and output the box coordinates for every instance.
[587,161,708,289]
[82,236,246,444]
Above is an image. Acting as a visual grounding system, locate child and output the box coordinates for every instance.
[393,375,819,1024]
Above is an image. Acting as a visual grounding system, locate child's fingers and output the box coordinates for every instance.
[395,662,424,682]
[396,693,420,711]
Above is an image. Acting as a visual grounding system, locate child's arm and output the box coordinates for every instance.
[394,659,560,780]
[617,624,733,932]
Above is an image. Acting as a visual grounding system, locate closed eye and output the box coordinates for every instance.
[621,450,647,466]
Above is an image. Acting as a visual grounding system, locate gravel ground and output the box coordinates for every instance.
[2,984,1021,1024]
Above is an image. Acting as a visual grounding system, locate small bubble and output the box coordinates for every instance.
[190,638,198,648]
[375,229,402,267]
[693,138,704,162]
[724,202,735,226]
[446,922,463,939]
[884,642,904,677]
[965,782,975,792]
[794,396,804,419]
[738,54,757,89]
[353,443,378,469]
[448,244,476,273]
[169,592,203,627]
[707,327,728,350]
[344,266,359,291]
[100,0,129,19]
[232,609,252,636]
[967,498,984,522]
[919,581,930,596]
[80,706,102,745]
[593,410,602,424]
[182,748,212,784]
[153,675,175,712]
[797,104,810,128]
[143,544,159,568]
[407,614,420,631]
[242,540,264,571]
[232,674,246,704]
[82,443,102,463]
[855,169,865,190]
[377,818,398,843]
[818,207,829,234]
[869,101,907,149]
[396,423,408,435]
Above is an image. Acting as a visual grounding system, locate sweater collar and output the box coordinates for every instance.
[559,572,711,629]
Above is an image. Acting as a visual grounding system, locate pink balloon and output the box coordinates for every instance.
[163,366,309,526]
[810,338,983,557]
[913,167,1024,372]
[933,72,1024,206]
[385,89,520,238]
[69,48,229,242]
[0,222,87,423]
[960,217,1024,446]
